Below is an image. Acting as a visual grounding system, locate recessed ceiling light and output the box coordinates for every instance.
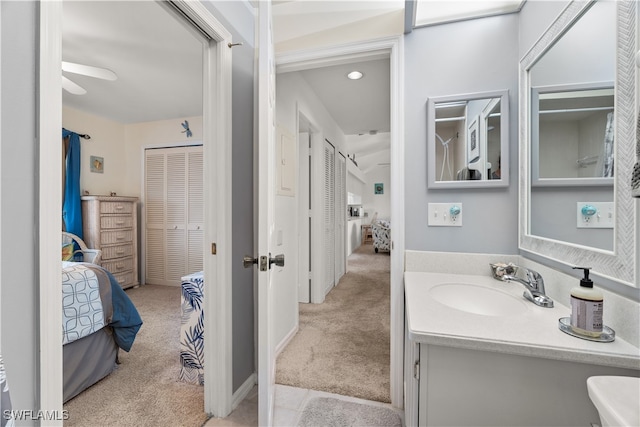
[347,71,364,80]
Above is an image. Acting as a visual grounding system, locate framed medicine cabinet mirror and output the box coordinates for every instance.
[427,89,509,189]
[519,0,638,288]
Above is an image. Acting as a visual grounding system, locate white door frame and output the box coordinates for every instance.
[38,0,235,419]
[277,36,405,408]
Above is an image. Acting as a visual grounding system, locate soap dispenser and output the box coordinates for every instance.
[570,267,603,338]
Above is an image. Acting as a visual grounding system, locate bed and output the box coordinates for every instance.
[62,260,142,402]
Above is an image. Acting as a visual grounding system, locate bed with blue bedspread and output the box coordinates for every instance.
[62,261,142,402]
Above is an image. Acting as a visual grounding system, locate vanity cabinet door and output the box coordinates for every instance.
[417,344,636,426]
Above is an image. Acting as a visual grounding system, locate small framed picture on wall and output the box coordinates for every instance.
[467,116,480,164]
[374,183,384,195]
[90,156,104,173]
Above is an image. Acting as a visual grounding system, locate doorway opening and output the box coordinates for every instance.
[39,0,235,419]
[274,39,402,407]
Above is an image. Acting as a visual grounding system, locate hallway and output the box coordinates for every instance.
[275,243,391,402]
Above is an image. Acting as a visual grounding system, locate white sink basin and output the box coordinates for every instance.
[429,282,527,316]
[587,376,640,427]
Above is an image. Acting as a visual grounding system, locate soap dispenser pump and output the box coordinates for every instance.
[570,267,604,338]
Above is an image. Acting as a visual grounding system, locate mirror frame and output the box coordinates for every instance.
[519,0,638,287]
[427,89,509,189]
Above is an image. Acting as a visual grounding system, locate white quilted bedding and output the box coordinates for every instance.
[62,261,106,345]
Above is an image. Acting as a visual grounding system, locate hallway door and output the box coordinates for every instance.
[298,131,311,303]
[257,1,279,425]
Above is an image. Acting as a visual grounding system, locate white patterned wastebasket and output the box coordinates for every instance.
[179,271,204,385]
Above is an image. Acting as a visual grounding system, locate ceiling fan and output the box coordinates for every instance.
[62,61,117,95]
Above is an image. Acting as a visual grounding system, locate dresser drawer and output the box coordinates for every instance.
[100,229,133,245]
[112,271,134,289]
[100,215,133,229]
[101,243,133,260]
[100,201,134,215]
[102,257,133,274]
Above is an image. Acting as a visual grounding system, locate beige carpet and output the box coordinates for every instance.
[64,284,207,427]
[276,243,391,403]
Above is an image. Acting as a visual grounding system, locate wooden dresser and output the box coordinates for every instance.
[81,195,139,289]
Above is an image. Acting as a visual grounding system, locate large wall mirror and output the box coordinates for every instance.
[519,0,638,287]
[427,90,509,189]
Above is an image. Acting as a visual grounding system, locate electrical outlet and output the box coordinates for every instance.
[428,203,462,227]
[576,202,614,229]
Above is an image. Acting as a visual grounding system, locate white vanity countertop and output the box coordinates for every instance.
[405,271,640,371]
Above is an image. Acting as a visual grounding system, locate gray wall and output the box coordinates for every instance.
[1,0,38,420]
[518,0,571,59]
[531,186,613,250]
[202,0,256,394]
[404,13,519,254]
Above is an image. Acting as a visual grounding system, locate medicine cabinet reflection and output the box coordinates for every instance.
[531,83,614,186]
[427,90,509,189]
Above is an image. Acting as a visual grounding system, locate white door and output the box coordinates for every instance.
[298,132,311,303]
[257,1,279,425]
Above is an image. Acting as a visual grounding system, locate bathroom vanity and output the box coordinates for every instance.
[404,272,640,427]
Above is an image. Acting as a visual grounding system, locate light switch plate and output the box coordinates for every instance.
[428,203,462,227]
[576,202,614,228]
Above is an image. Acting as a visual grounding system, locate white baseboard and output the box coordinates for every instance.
[275,324,299,358]
[231,372,257,411]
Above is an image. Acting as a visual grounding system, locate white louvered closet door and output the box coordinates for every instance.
[323,140,335,294]
[187,150,204,274]
[166,151,187,283]
[145,146,203,286]
[335,152,346,280]
[145,152,166,284]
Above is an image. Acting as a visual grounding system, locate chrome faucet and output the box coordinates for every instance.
[503,268,554,308]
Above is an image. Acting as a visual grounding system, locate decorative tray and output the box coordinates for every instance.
[558,317,615,343]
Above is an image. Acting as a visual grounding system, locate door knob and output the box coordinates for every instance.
[269,253,285,268]
[243,255,258,268]
[244,254,284,270]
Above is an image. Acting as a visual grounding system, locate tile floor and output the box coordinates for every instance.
[202,384,404,426]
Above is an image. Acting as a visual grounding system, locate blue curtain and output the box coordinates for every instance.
[62,129,83,239]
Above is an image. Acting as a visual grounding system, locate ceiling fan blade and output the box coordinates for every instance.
[62,61,117,81]
[62,76,87,95]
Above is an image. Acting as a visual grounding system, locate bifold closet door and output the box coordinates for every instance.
[323,140,335,294]
[145,146,203,286]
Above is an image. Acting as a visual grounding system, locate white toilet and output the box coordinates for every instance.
[587,376,640,427]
